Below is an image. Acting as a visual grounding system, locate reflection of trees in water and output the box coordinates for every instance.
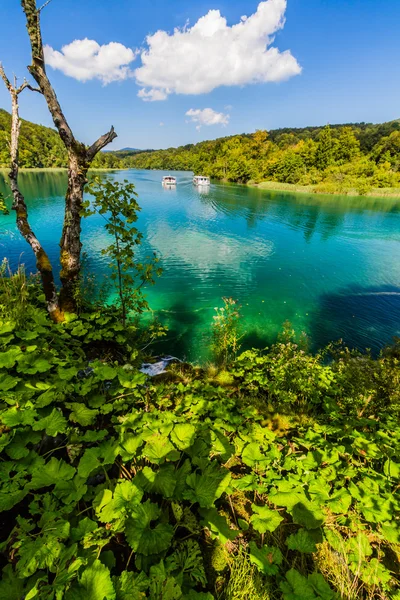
[208,185,400,241]
[310,284,400,355]
[0,169,68,207]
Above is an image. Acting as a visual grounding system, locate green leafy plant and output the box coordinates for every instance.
[84,178,162,325]
[211,297,243,365]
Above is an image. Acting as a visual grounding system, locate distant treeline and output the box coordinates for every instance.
[1,107,400,194]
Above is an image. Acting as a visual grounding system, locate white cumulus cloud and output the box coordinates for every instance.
[186,108,230,130]
[44,39,137,84]
[135,0,301,100]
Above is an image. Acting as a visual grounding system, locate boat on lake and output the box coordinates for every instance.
[162,176,177,186]
[193,175,210,186]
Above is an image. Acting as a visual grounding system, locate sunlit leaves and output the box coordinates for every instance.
[250,504,283,534]
[66,560,116,600]
[248,542,283,576]
[184,464,231,508]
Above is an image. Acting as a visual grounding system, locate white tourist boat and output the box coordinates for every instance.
[193,175,210,186]
[162,176,177,186]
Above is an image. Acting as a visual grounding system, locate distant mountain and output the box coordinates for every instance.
[103,147,142,153]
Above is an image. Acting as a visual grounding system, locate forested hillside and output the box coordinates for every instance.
[2,107,400,195]
[0,108,66,168]
[107,121,400,195]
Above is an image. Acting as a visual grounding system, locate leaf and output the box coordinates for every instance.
[54,475,88,504]
[33,408,68,437]
[242,442,269,470]
[250,504,283,534]
[184,464,231,508]
[384,459,400,479]
[290,502,325,530]
[113,480,143,513]
[380,521,400,544]
[249,542,283,576]
[0,373,19,391]
[170,423,196,451]
[78,448,102,478]
[148,561,182,600]
[135,464,177,498]
[269,490,307,510]
[308,573,335,599]
[280,569,316,600]
[327,489,352,514]
[142,433,179,465]
[71,518,98,542]
[16,535,63,578]
[68,403,99,427]
[0,565,25,600]
[113,570,148,600]
[30,457,75,489]
[66,560,116,600]
[1,407,38,427]
[360,558,392,587]
[0,347,22,368]
[199,508,239,545]
[125,500,174,556]
[119,433,143,460]
[286,529,318,553]
[94,364,117,381]
[167,539,207,586]
[0,487,28,512]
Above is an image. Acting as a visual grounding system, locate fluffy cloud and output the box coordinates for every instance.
[137,87,168,101]
[186,108,230,130]
[135,0,301,100]
[44,39,137,84]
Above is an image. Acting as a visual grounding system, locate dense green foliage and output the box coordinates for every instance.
[0,273,399,600]
[115,123,400,195]
[2,107,400,194]
[0,109,66,168]
[83,178,162,324]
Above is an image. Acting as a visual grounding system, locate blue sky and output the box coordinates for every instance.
[0,0,399,150]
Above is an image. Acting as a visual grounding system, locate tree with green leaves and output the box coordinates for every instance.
[84,178,162,325]
[315,125,335,171]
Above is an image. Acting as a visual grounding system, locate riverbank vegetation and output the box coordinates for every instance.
[2,106,400,196]
[0,268,399,600]
[117,122,400,196]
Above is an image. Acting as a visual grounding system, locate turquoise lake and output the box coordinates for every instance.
[1,169,400,361]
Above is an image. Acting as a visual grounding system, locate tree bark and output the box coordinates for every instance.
[21,0,117,313]
[0,65,63,322]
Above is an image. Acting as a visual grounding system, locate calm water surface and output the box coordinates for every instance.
[1,169,400,360]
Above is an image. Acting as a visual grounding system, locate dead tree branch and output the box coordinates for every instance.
[21,0,118,312]
[0,63,63,321]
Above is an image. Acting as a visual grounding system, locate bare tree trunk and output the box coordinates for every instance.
[21,0,117,313]
[0,65,63,322]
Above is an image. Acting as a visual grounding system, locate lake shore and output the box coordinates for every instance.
[2,168,400,200]
[249,180,400,199]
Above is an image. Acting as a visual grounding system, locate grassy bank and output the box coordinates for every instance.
[250,180,400,199]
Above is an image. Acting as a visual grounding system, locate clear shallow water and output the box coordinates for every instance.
[1,168,400,361]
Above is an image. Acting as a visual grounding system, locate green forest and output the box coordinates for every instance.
[2,107,400,195]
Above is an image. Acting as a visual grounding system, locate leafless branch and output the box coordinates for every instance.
[38,0,53,12]
[87,126,118,161]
